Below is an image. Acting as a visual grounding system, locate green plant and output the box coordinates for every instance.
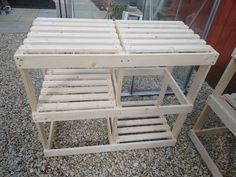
[109,0,127,20]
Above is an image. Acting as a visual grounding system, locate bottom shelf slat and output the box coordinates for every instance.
[117,132,173,143]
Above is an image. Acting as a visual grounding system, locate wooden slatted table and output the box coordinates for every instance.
[14,18,219,157]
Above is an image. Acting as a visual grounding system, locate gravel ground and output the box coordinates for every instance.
[1,33,236,177]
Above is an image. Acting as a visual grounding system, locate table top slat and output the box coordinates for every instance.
[15,18,219,68]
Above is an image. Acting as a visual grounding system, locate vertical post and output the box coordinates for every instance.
[19,69,37,111]
[19,69,48,149]
[157,67,174,105]
[48,121,55,149]
[172,65,211,138]
[112,68,124,143]
[115,68,124,107]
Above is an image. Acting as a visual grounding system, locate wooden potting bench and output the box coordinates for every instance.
[189,48,236,177]
[14,17,218,157]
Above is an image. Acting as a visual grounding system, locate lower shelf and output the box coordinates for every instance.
[117,116,173,143]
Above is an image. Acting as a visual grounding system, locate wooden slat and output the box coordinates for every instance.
[31,26,116,33]
[33,21,115,28]
[224,93,236,110]
[116,20,184,25]
[33,105,193,122]
[117,124,170,134]
[48,69,110,75]
[189,130,223,177]
[44,139,177,156]
[42,80,109,87]
[123,67,164,76]
[35,17,114,23]
[116,23,188,29]
[118,28,194,34]
[122,39,206,46]
[39,93,111,102]
[118,118,167,127]
[27,32,118,39]
[15,52,218,69]
[37,101,114,112]
[19,45,121,54]
[124,45,213,53]
[41,86,109,95]
[24,38,120,45]
[119,33,200,39]
[44,74,109,81]
[208,95,236,136]
[117,132,173,142]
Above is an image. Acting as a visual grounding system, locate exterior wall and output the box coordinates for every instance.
[206,0,236,93]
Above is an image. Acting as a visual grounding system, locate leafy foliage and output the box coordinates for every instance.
[109,0,127,20]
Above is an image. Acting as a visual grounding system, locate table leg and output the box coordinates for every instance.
[172,65,211,138]
[111,68,124,144]
[19,69,49,149]
[157,67,174,105]
[36,122,49,149]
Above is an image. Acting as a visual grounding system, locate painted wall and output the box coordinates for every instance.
[206,0,236,93]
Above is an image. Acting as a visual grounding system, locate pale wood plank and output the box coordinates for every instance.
[117,132,173,143]
[48,69,110,75]
[208,95,236,136]
[35,122,48,149]
[33,21,115,27]
[33,105,193,122]
[35,17,113,23]
[19,45,121,54]
[189,130,223,177]
[27,32,118,39]
[118,28,194,34]
[37,101,114,112]
[157,67,174,105]
[31,26,115,33]
[115,68,124,107]
[48,121,55,149]
[42,80,109,87]
[44,139,176,157]
[117,23,188,29]
[116,20,184,25]
[19,69,37,111]
[225,93,236,110]
[123,39,205,46]
[39,93,111,102]
[118,124,170,134]
[15,52,218,69]
[24,38,120,45]
[195,127,229,136]
[119,33,200,39]
[118,118,167,127]
[41,86,109,95]
[44,74,109,80]
[124,45,213,53]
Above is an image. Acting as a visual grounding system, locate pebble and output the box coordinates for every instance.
[1,33,235,177]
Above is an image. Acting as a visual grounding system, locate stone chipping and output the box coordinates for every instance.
[0,33,235,177]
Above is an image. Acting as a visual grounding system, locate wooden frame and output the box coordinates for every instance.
[189,48,236,177]
[15,18,218,156]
